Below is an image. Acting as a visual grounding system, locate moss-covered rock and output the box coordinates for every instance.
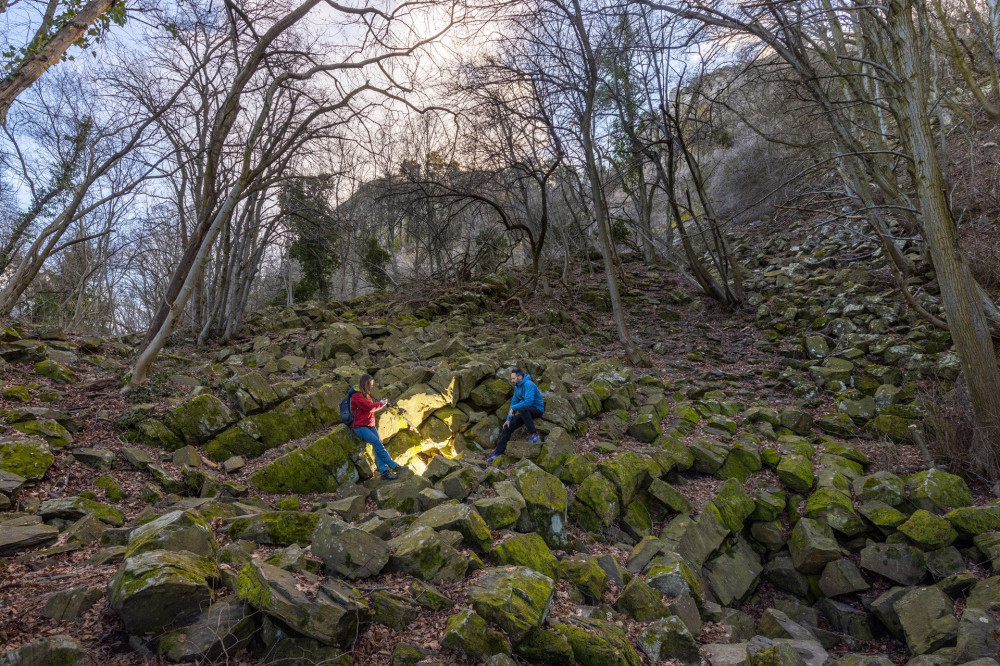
[615,576,670,621]
[788,517,841,574]
[490,532,559,578]
[157,598,254,664]
[1,385,30,403]
[803,487,866,537]
[866,414,917,442]
[0,635,86,666]
[560,555,607,602]
[638,615,701,665]
[553,617,642,666]
[599,451,650,505]
[235,561,369,647]
[108,550,219,635]
[711,478,755,532]
[0,438,53,481]
[126,509,217,558]
[469,566,554,643]
[34,359,75,383]
[947,504,1000,535]
[474,496,521,529]
[227,511,320,546]
[898,509,958,550]
[39,496,124,526]
[776,454,814,493]
[441,609,510,661]
[513,460,568,548]
[515,628,574,665]
[853,471,905,506]
[248,425,359,494]
[386,526,467,583]
[570,471,620,532]
[907,469,973,513]
[410,502,492,552]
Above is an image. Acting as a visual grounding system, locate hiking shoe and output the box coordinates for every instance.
[527,432,540,444]
[393,464,409,473]
[381,470,399,480]
[486,453,500,463]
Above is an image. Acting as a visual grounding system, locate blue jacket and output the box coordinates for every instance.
[510,374,545,413]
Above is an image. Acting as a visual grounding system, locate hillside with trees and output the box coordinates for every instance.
[5,0,1000,664]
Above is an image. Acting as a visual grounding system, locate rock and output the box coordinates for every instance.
[777,454,814,493]
[703,643,750,666]
[571,471,620,531]
[691,439,729,474]
[164,394,235,445]
[871,586,910,638]
[10,418,73,448]
[34,359,75,383]
[248,425,359,494]
[515,629,575,665]
[41,587,103,621]
[815,598,874,640]
[0,523,58,555]
[410,580,455,611]
[894,586,958,655]
[560,555,607,602]
[371,591,420,630]
[0,635,85,666]
[779,408,813,435]
[638,615,701,665]
[474,496,521,528]
[947,504,1000,535]
[647,551,703,603]
[311,514,390,580]
[224,371,279,414]
[0,438,53,481]
[968,576,1000,610]
[227,511,320,546]
[410,502,492,552]
[866,414,917,442]
[675,504,730,566]
[157,598,254,663]
[747,639,809,666]
[788,518,841,574]
[108,550,219,635]
[1,386,31,403]
[759,609,817,641]
[513,460,568,548]
[441,609,510,661]
[387,526,467,583]
[126,509,217,558]
[38,496,124,526]
[706,538,763,605]
[490,532,559,578]
[615,576,670,621]
[554,617,642,666]
[898,509,958,550]
[628,407,662,442]
[468,566,555,643]
[860,542,926,585]
[71,448,116,470]
[853,472,905,505]
[713,479,756,533]
[396,384,452,426]
[803,487,865,537]
[819,560,869,597]
[223,456,245,473]
[956,608,1000,661]
[235,561,369,646]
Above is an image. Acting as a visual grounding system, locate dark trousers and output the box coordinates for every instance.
[494,407,543,454]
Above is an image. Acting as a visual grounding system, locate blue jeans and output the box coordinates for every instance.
[353,426,397,474]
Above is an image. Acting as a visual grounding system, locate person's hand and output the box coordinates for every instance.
[503,419,510,429]
[508,409,514,418]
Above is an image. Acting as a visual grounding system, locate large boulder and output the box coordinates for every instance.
[490,532,559,578]
[235,561,369,647]
[441,609,511,661]
[227,511,320,546]
[468,567,555,643]
[0,636,85,666]
[907,469,973,513]
[108,550,220,635]
[638,616,701,665]
[513,460,569,548]
[164,394,235,446]
[125,510,217,558]
[395,384,452,425]
[788,518,841,574]
[157,598,255,663]
[311,514,390,580]
[0,522,58,555]
[248,426,359,494]
[893,586,958,655]
[38,496,124,526]
[570,472,620,531]
[386,526,467,583]
[860,542,926,585]
[553,617,642,666]
[410,502,492,552]
[598,451,650,505]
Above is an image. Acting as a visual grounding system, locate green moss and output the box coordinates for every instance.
[34,359,75,383]
[248,427,359,494]
[95,475,125,502]
[1,385,30,402]
[490,532,559,578]
[898,509,958,549]
[946,504,1000,535]
[711,478,755,532]
[776,453,814,493]
[276,496,300,511]
[227,511,320,546]
[0,439,54,480]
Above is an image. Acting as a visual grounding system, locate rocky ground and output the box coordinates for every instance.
[2,218,999,666]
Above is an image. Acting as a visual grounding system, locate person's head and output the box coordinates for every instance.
[510,368,525,385]
[358,374,375,396]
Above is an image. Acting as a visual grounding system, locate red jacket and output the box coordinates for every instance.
[350,391,381,428]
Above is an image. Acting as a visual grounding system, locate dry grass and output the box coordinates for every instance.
[921,383,1000,486]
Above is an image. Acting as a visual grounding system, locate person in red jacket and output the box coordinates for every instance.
[350,374,407,480]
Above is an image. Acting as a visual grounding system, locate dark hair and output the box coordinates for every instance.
[511,368,525,378]
[359,374,374,395]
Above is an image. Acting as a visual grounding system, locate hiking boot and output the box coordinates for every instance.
[393,464,409,474]
[486,453,501,463]
[527,432,540,444]
[380,470,399,480]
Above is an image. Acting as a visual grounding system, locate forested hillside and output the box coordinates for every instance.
[5,0,1000,664]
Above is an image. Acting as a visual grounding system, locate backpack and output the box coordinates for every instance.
[339,387,357,427]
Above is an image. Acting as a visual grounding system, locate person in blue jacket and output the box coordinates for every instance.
[487,368,545,462]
